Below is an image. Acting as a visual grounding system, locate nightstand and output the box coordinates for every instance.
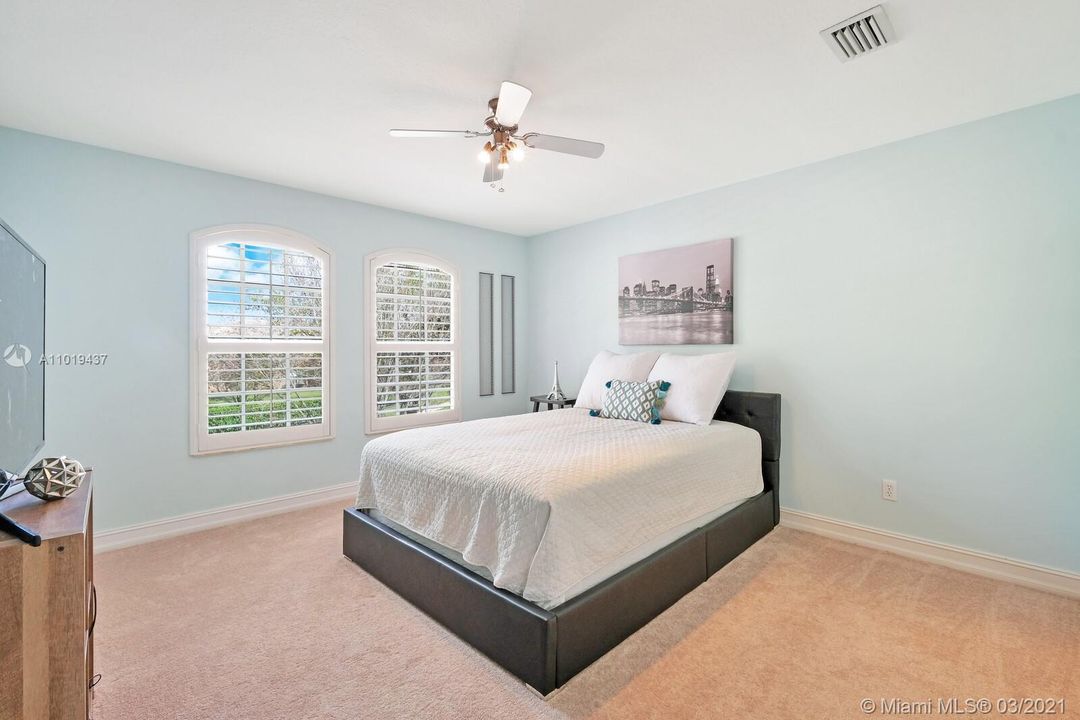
[530,395,577,412]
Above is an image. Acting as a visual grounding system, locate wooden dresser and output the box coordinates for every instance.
[0,472,94,720]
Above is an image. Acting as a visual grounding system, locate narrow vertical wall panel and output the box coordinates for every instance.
[501,275,515,394]
[479,272,494,396]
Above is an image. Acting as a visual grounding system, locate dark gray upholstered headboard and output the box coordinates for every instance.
[714,391,781,525]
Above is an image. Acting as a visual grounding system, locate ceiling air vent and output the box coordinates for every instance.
[821,5,895,62]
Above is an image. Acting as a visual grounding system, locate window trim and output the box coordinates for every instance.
[365,249,462,435]
[189,224,335,455]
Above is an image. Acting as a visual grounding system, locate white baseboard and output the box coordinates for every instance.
[780,508,1080,599]
[94,491,1080,599]
[95,481,356,553]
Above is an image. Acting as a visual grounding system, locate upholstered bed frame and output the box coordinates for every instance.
[343,390,781,696]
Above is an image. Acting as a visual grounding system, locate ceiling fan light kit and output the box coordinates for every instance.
[389,81,605,189]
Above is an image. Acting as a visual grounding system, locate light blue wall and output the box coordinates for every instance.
[526,95,1080,573]
[0,128,529,531]
[4,95,1078,571]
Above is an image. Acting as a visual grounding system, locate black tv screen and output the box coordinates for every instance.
[0,220,46,477]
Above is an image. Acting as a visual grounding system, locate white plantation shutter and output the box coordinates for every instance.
[366,252,461,433]
[191,226,333,454]
[206,243,323,339]
[375,351,453,417]
[374,263,452,342]
[207,352,324,433]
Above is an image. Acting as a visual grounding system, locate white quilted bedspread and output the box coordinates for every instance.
[355,408,763,608]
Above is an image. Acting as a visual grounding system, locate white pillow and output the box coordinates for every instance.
[647,352,736,425]
[576,351,660,410]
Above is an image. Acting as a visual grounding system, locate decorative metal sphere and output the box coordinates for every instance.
[24,456,86,501]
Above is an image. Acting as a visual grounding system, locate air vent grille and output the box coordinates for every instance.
[822,6,895,62]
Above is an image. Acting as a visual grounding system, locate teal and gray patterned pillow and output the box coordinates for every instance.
[589,379,671,424]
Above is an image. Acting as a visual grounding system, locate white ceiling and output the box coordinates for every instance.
[3,0,1080,236]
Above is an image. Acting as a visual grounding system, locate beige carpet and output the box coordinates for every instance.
[92,502,1080,719]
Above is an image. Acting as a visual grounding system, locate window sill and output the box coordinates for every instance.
[190,433,335,457]
[364,417,462,437]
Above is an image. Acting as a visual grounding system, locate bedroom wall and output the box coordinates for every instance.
[525,93,1080,574]
[0,127,529,531]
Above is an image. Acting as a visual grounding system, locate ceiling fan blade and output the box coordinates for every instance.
[482,154,504,183]
[494,82,532,127]
[388,129,477,138]
[521,133,605,159]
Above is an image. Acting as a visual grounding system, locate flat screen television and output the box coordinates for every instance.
[0,219,46,480]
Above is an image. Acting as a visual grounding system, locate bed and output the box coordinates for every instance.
[343,390,780,695]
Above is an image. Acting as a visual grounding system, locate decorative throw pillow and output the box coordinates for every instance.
[589,379,671,424]
[576,350,661,410]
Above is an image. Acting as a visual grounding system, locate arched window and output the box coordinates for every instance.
[365,250,461,433]
[190,225,333,454]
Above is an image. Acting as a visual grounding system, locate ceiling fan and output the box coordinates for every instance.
[389,81,605,186]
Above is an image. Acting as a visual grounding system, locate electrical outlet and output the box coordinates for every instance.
[882,478,898,502]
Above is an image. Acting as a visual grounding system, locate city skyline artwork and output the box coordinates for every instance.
[618,238,734,345]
